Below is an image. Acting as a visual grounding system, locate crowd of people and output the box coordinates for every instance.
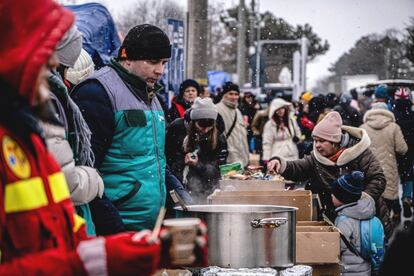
[1,0,414,275]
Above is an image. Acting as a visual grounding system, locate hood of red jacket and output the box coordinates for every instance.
[0,0,74,105]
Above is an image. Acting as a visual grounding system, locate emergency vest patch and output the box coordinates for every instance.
[2,136,31,179]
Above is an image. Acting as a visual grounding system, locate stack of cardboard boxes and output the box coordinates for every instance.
[210,179,341,276]
[296,221,341,276]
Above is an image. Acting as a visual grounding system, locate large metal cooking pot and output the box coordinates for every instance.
[175,204,297,268]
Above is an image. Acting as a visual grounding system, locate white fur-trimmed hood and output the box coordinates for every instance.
[268,98,292,119]
[312,126,371,166]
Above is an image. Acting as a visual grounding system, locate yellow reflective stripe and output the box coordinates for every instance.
[49,172,70,203]
[5,177,48,213]
[73,214,86,232]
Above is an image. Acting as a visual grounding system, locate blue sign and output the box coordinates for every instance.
[208,71,231,94]
[163,18,185,108]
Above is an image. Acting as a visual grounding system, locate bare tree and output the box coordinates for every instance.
[115,0,185,34]
[206,1,237,73]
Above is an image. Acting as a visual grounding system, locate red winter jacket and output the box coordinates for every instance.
[0,127,89,275]
[0,1,91,274]
[0,1,165,275]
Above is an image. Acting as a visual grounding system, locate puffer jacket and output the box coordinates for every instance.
[273,126,389,234]
[41,121,104,205]
[262,98,301,161]
[361,108,407,200]
[262,117,301,161]
[335,193,375,276]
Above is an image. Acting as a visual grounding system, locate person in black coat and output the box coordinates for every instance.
[392,88,414,217]
[166,97,228,203]
[239,91,260,152]
[333,94,362,127]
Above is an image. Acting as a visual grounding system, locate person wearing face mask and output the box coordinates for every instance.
[216,81,249,167]
[167,79,201,123]
[266,112,391,239]
[72,24,171,232]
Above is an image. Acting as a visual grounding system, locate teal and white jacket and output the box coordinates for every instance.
[72,60,166,231]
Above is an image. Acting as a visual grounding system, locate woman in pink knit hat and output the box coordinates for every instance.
[267,111,393,240]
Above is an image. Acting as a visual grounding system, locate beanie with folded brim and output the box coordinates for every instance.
[179,79,201,98]
[374,85,389,100]
[222,81,240,95]
[118,24,171,60]
[312,111,343,143]
[190,97,218,120]
[56,25,83,68]
[66,49,94,85]
[332,171,364,204]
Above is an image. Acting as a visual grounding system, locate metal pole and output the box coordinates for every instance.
[187,0,208,83]
[256,41,261,88]
[293,50,301,101]
[254,0,260,88]
[237,0,246,86]
[300,37,308,91]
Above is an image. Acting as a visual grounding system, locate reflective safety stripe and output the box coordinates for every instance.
[49,172,70,203]
[5,177,48,213]
[73,214,86,232]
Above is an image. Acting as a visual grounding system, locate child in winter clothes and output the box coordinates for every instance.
[332,171,376,276]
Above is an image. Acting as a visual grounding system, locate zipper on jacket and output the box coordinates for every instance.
[150,106,163,208]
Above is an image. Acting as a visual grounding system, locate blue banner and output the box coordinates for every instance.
[163,18,185,108]
[207,71,231,94]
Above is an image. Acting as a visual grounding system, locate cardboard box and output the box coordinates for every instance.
[296,226,340,264]
[311,264,341,276]
[249,153,260,166]
[219,179,285,191]
[297,221,329,226]
[209,190,312,221]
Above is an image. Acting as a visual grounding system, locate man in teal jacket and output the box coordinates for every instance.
[72,24,170,232]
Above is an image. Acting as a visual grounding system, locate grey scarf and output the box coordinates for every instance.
[48,71,95,167]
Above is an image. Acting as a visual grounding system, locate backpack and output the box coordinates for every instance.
[336,215,385,272]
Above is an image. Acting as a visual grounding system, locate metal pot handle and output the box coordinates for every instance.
[251,218,288,229]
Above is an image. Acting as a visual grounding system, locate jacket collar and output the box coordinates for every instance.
[312,126,371,166]
[109,58,163,103]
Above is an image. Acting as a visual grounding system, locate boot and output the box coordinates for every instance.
[402,198,412,218]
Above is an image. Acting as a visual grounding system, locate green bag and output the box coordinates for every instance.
[219,162,243,177]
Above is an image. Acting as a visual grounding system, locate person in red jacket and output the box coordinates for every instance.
[0,1,161,275]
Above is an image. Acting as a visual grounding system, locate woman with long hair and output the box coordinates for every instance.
[179,97,228,203]
[262,98,302,163]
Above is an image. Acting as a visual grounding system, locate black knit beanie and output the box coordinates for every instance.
[118,24,171,60]
[215,81,240,102]
[179,79,201,98]
[222,81,240,94]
